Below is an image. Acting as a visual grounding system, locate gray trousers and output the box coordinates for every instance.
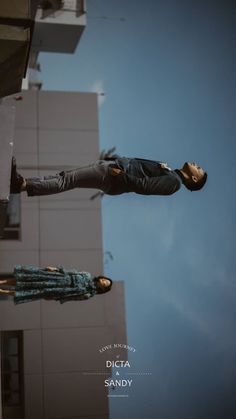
[26,160,115,196]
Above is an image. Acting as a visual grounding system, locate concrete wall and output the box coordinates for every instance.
[0,90,102,272]
[33,1,87,54]
[0,91,127,419]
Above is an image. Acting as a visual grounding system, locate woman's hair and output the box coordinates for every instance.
[94,276,113,294]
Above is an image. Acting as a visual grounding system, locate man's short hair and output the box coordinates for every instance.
[185,172,208,191]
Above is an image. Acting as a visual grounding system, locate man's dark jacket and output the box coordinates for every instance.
[104,156,182,196]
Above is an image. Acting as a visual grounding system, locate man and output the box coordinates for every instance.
[10,156,207,197]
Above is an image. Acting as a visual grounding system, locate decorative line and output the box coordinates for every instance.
[124,372,152,375]
[82,372,110,375]
[82,372,152,376]
[108,395,129,398]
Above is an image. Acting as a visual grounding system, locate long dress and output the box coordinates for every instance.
[13,265,97,304]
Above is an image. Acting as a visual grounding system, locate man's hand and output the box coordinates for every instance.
[110,168,123,176]
[45,266,58,272]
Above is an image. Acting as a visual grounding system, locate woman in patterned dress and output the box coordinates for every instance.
[0,265,113,304]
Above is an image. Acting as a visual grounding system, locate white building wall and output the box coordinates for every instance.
[0,90,102,273]
[0,90,127,419]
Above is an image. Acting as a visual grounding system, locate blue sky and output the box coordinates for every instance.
[40,1,236,417]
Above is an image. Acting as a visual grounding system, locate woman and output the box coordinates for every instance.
[0,265,113,304]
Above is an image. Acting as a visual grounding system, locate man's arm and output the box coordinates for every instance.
[119,172,181,195]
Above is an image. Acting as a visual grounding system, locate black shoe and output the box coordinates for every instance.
[10,157,24,194]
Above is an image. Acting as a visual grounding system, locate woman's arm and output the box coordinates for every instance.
[45,266,58,272]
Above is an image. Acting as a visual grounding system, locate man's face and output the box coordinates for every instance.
[182,162,205,182]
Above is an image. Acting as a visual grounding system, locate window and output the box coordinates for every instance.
[1,194,21,240]
[1,331,24,419]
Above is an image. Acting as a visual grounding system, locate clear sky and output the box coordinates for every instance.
[40,1,236,418]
